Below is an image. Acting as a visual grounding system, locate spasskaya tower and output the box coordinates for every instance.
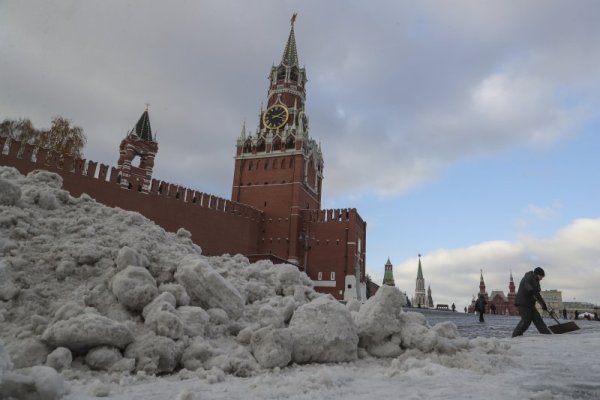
[231,15,366,301]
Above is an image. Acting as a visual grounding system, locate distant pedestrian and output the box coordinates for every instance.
[594,312,599,321]
[512,267,551,337]
[464,306,467,313]
[490,303,497,314]
[475,293,487,323]
[574,310,579,320]
[562,308,567,319]
[451,303,456,312]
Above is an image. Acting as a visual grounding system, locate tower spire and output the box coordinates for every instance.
[281,13,299,67]
[417,254,424,279]
[131,105,153,142]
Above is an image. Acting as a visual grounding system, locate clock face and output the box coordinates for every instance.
[263,105,289,129]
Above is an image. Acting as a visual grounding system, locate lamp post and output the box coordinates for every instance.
[299,231,311,276]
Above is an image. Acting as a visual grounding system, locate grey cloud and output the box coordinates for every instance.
[1,1,600,201]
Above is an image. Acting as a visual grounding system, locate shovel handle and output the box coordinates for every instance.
[548,308,561,325]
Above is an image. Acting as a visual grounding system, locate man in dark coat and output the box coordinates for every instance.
[475,293,486,323]
[512,267,551,337]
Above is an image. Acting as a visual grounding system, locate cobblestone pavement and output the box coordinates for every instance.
[413,308,600,339]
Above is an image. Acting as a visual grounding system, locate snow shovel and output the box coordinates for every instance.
[548,309,580,334]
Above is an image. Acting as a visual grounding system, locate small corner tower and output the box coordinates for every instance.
[382,258,396,286]
[117,105,158,193]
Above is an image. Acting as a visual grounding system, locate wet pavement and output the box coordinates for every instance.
[412,308,600,339]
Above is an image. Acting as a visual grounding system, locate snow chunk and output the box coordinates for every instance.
[0,260,19,300]
[178,306,210,337]
[142,292,184,339]
[6,338,49,369]
[0,339,13,373]
[346,299,362,312]
[85,346,123,371]
[0,177,21,205]
[250,327,293,368]
[111,265,158,312]
[115,246,145,271]
[26,170,64,189]
[181,338,213,371]
[175,257,244,320]
[124,333,180,374]
[288,296,358,364]
[46,347,72,371]
[159,283,190,306]
[42,313,134,352]
[0,365,68,400]
[355,285,404,344]
[257,304,285,328]
[277,264,313,295]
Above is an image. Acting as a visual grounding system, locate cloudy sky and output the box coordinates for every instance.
[2,1,600,309]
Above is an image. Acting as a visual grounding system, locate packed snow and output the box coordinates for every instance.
[0,165,599,400]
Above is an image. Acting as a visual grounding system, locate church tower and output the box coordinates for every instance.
[413,254,427,308]
[479,269,487,295]
[507,271,516,315]
[478,269,490,312]
[427,285,434,308]
[117,105,158,193]
[382,258,395,286]
[231,14,324,265]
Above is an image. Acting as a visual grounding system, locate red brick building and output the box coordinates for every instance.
[0,17,367,301]
[468,270,517,315]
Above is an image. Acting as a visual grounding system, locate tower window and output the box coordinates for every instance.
[318,272,322,280]
[331,272,336,281]
[264,201,267,207]
[277,66,286,80]
[290,67,299,82]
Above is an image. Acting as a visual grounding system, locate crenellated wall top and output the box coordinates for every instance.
[0,137,263,221]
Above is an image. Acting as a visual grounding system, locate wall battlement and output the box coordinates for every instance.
[0,137,262,221]
[302,208,364,225]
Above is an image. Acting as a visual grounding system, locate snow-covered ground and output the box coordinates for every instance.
[1,166,599,400]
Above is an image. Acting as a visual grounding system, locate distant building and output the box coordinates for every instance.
[562,300,597,319]
[382,258,395,286]
[468,270,518,316]
[537,290,563,316]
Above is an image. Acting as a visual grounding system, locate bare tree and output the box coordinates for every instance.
[0,118,36,141]
[0,116,86,158]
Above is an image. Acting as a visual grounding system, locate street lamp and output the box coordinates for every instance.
[299,231,312,275]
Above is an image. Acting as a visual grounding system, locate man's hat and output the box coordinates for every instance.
[534,267,545,277]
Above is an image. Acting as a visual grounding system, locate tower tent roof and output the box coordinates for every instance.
[417,255,424,279]
[280,14,299,67]
[131,106,153,142]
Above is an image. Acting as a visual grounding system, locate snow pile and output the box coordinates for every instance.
[0,166,509,399]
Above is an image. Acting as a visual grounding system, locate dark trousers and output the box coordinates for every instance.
[512,305,551,337]
[478,311,484,322]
